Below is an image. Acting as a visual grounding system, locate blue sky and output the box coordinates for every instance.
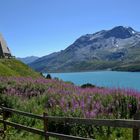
[0,0,140,57]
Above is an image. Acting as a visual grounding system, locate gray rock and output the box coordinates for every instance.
[30,26,140,72]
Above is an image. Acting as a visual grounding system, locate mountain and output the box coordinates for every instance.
[0,59,41,77]
[30,26,140,72]
[17,56,39,64]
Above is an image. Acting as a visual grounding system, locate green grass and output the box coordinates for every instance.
[44,60,119,72]
[113,62,140,72]
[0,59,41,77]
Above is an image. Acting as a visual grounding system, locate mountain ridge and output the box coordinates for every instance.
[29,26,140,72]
[17,56,39,64]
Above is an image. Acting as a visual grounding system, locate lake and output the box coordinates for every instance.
[44,71,140,91]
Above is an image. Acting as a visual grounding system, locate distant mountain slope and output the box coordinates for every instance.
[0,59,41,77]
[17,56,39,64]
[30,26,140,72]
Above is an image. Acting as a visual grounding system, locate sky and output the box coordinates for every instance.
[0,0,140,57]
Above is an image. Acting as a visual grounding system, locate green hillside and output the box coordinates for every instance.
[0,58,41,77]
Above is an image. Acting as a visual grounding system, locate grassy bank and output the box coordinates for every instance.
[0,59,40,77]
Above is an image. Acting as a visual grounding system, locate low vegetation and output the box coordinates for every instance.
[113,62,140,72]
[0,77,140,139]
[0,59,40,77]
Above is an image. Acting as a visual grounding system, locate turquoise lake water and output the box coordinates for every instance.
[45,71,140,91]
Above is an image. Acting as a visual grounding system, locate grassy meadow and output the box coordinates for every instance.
[0,77,140,140]
[0,59,40,77]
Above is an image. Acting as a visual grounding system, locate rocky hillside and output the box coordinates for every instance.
[0,59,41,77]
[17,56,39,64]
[30,26,140,72]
